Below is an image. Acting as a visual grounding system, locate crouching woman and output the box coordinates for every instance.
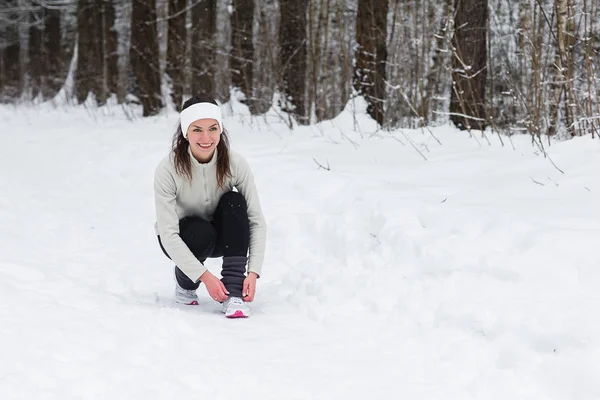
[153,94,266,318]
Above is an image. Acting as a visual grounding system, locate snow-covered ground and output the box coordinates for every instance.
[1,98,599,399]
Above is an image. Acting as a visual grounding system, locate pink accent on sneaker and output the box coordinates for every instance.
[226,310,247,318]
[188,300,199,305]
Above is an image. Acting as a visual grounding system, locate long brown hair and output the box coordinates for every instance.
[172,95,231,188]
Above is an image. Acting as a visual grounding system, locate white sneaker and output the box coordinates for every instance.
[221,297,249,318]
[175,284,199,305]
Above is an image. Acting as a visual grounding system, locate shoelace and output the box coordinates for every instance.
[229,297,244,305]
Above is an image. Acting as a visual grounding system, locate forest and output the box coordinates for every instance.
[0,0,599,139]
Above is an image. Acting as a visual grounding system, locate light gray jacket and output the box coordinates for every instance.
[154,146,266,282]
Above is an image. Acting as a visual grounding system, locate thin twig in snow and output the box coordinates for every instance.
[313,157,331,171]
[530,177,545,186]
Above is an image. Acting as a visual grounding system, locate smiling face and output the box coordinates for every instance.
[186,118,221,162]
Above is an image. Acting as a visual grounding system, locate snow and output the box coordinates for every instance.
[0,98,599,399]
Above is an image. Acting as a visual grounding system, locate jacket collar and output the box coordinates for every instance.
[188,145,218,169]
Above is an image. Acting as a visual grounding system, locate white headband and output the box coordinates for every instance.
[180,102,223,137]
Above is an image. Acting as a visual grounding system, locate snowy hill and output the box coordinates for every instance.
[0,100,599,399]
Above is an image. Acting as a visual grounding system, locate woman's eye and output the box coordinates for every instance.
[210,127,217,131]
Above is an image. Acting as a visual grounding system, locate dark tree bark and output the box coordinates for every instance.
[353,0,388,126]
[230,0,254,111]
[104,0,119,98]
[76,0,98,102]
[0,1,22,102]
[29,7,44,99]
[43,8,62,99]
[191,0,216,98]
[0,41,21,102]
[166,0,187,110]
[91,0,107,104]
[449,0,489,131]
[279,0,308,125]
[130,0,163,116]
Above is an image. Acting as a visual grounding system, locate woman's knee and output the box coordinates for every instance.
[178,216,217,255]
[219,191,247,209]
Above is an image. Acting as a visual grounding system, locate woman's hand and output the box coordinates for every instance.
[242,272,258,302]
[200,271,229,302]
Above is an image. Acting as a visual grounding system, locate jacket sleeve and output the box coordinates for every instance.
[154,161,207,282]
[233,155,267,277]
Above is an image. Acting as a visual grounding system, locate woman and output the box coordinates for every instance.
[154,94,266,318]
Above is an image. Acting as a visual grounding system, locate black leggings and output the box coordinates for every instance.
[158,191,250,297]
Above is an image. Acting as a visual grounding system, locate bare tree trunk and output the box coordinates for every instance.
[0,0,22,102]
[279,0,308,125]
[253,0,278,114]
[307,0,318,123]
[594,0,600,116]
[518,0,531,130]
[583,0,599,138]
[565,0,578,136]
[353,0,389,126]
[336,0,352,116]
[424,0,452,125]
[413,0,424,122]
[191,0,216,98]
[230,0,254,111]
[308,0,331,123]
[534,2,546,139]
[548,0,573,136]
[130,0,163,116]
[92,0,107,104]
[449,0,489,131]
[76,0,94,102]
[166,0,186,110]
[212,1,231,104]
[29,6,44,99]
[42,7,62,99]
[104,0,119,99]
[516,0,545,138]
[317,0,332,121]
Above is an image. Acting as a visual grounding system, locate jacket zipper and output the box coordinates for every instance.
[202,167,209,202]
